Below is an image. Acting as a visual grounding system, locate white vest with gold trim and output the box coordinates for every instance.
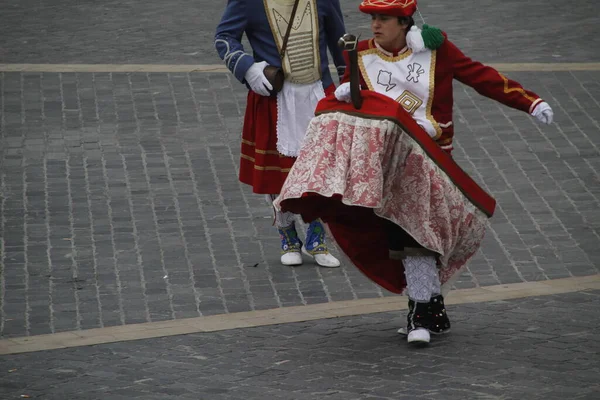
[358,45,441,139]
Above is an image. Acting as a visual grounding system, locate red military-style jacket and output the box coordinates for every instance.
[341,36,543,152]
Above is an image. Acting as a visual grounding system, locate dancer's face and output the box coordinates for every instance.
[371,14,409,51]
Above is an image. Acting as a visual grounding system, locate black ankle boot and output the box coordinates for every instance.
[407,299,431,344]
[429,294,451,335]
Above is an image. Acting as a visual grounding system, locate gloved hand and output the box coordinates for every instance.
[531,101,554,124]
[244,61,273,97]
[334,82,352,103]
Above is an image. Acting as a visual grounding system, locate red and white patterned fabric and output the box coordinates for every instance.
[274,91,496,294]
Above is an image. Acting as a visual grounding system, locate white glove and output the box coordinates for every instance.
[334,82,352,103]
[244,61,273,97]
[531,101,554,124]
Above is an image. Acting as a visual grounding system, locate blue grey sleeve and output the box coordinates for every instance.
[325,0,347,81]
[214,0,255,83]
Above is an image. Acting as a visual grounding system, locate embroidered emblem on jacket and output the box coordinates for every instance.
[377,70,396,92]
[407,62,425,83]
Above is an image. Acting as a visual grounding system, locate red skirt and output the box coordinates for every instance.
[239,86,335,194]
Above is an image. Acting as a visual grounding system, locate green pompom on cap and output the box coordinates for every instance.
[422,24,445,50]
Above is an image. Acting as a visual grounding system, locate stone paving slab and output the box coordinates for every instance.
[1,0,599,65]
[1,289,599,399]
[1,67,600,338]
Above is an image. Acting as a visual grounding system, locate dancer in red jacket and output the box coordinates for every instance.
[334,0,553,344]
[276,0,554,345]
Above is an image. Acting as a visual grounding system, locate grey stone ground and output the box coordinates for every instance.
[1,0,599,64]
[1,290,600,399]
[0,1,600,397]
[1,0,600,338]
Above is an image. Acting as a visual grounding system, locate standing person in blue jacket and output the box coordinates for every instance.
[215,0,347,268]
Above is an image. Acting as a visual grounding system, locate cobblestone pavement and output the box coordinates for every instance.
[1,0,600,340]
[0,290,599,399]
[1,0,599,64]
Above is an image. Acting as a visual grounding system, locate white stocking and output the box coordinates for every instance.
[404,256,440,302]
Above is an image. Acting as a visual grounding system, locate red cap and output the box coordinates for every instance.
[359,0,417,17]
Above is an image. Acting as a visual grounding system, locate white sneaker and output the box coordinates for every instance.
[281,251,303,266]
[398,327,450,336]
[302,247,340,268]
[407,327,430,344]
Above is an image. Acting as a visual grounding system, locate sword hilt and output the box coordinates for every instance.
[338,34,362,110]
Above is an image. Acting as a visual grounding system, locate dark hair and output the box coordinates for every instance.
[398,16,415,33]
